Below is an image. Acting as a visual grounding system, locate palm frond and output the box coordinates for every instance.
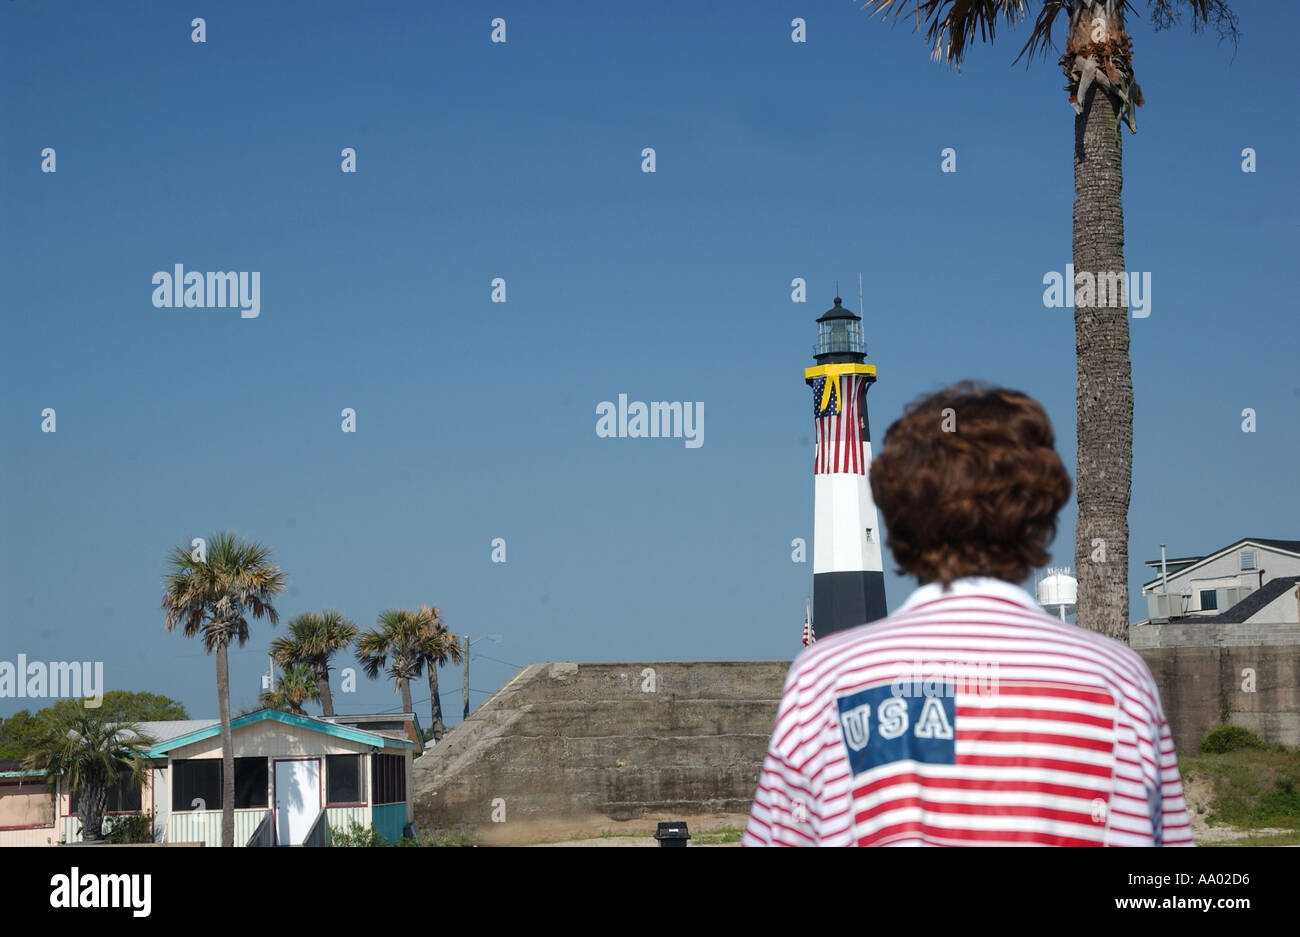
[1148,0,1238,41]
[22,708,155,795]
[160,530,285,653]
[261,664,321,715]
[414,604,462,668]
[863,0,1033,66]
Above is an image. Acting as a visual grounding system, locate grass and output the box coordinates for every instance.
[1216,831,1300,847]
[405,826,480,847]
[332,818,481,846]
[1182,744,1300,832]
[554,823,744,845]
[689,826,743,845]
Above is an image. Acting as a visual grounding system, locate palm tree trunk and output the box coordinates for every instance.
[427,664,445,741]
[399,676,412,714]
[315,660,334,716]
[81,774,109,842]
[216,644,236,847]
[1072,80,1132,644]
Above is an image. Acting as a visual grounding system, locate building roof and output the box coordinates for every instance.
[1141,537,1300,590]
[816,297,860,322]
[1200,576,1300,624]
[145,708,417,757]
[1142,556,1202,568]
[129,720,219,744]
[1249,538,1300,554]
[0,759,47,779]
[326,712,424,749]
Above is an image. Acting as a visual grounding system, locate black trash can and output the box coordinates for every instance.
[653,821,690,848]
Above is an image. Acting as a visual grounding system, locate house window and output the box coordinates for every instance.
[234,758,267,809]
[371,754,406,805]
[71,766,142,814]
[1241,550,1257,571]
[1200,589,1219,611]
[0,781,54,828]
[327,755,362,805]
[171,759,269,811]
[173,760,221,811]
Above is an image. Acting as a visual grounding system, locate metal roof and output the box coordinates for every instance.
[816,296,860,322]
[1140,537,1300,590]
[145,708,416,757]
[128,719,219,743]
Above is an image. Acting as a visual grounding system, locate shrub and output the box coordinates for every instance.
[106,812,154,844]
[1200,725,1268,754]
[330,820,385,847]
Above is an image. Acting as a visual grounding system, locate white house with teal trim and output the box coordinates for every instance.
[0,709,422,847]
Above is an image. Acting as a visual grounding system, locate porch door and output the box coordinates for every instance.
[152,768,169,842]
[273,759,320,846]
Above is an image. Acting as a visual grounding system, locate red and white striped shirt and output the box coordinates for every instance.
[744,578,1192,847]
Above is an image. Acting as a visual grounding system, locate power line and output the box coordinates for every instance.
[349,686,496,716]
[471,652,524,670]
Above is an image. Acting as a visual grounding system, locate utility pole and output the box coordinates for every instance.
[462,633,471,720]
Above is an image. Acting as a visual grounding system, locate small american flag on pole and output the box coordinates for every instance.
[801,597,815,647]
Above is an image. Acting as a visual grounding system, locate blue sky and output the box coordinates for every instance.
[2,1,1296,726]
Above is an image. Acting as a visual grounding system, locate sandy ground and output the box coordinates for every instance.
[531,836,740,847]
[518,812,749,847]
[512,783,1297,846]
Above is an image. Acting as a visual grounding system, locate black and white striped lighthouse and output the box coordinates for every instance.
[806,296,888,635]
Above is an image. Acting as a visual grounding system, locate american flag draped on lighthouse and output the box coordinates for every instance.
[811,373,868,475]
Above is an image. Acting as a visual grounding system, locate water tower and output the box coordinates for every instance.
[1037,567,1078,622]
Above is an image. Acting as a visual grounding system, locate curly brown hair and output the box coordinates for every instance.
[869,382,1072,587]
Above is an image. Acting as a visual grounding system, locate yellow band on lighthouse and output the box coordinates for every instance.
[805,363,877,412]
[804,363,877,381]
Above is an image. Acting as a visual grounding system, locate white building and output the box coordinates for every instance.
[0,709,422,847]
[1133,537,1300,630]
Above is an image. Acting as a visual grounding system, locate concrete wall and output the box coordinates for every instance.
[1132,620,1300,650]
[411,661,787,843]
[1137,643,1300,753]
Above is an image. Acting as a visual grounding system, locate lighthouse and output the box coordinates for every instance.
[806,296,887,635]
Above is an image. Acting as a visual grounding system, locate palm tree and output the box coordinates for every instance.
[414,605,463,742]
[356,609,424,715]
[23,707,154,842]
[269,610,359,716]
[162,531,285,847]
[260,663,321,715]
[863,0,1237,641]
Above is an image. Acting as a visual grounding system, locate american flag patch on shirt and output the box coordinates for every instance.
[744,578,1192,847]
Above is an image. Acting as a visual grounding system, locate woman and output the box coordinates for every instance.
[745,382,1190,847]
